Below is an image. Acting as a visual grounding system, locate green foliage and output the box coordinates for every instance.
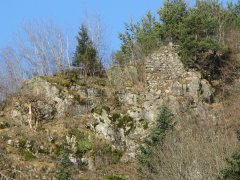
[118,19,136,63]
[54,144,65,156]
[113,95,122,108]
[135,11,161,56]
[178,1,228,79]
[116,11,162,64]
[42,75,72,88]
[137,106,175,176]
[94,143,123,164]
[137,145,153,171]
[73,24,102,75]
[69,130,93,155]
[114,50,128,66]
[92,106,135,135]
[56,150,72,180]
[104,175,125,180]
[68,90,89,105]
[22,151,36,161]
[73,24,96,67]
[18,139,37,161]
[116,0,240,80]
[149,106,175,144]
[19,139,26,149]
[116,115,135,136]
[219,148,240,180]
[111,113,121,122]
[0,122,10,129]
[158,0,187,42]
[142,121,148,130]
[223,0,240,29]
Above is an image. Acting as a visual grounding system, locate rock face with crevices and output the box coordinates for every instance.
[8,76,106,124]
[93,45,217,162]
[2,45,218,166]
[145,46,214,102]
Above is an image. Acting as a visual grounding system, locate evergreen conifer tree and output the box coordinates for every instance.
[178,1,226,78]
[158,0,187,43]
[73,24,99,75]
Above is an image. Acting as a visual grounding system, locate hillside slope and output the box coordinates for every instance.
[0,45,239,180]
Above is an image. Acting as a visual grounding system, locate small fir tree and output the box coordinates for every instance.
[137,106,175,178]
[73,24,99,75]
[56,150,72,180]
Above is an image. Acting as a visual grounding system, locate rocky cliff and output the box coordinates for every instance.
[0,45,228,179]
[93,46,217,161]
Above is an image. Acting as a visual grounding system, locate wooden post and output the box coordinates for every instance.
[28,103,32,129]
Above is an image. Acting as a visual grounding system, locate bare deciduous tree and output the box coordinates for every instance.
[0,21,72,99]
[18,22,71,76]
[0,47,25,96]
[82,12,112,68]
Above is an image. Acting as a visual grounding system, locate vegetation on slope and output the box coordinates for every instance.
[1,0,240,179]
[116,0,240,81]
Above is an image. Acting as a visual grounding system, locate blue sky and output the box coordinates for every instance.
[0,0,163,52]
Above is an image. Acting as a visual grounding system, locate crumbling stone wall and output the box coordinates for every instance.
[145,45,214,103]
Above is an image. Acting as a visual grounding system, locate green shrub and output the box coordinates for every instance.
[142,121,148,130]
[69,130,93,154]
[24,151,36,161]
[116,115,135,136]
[219,148,240,180]
[111,149,124,163]
[137,106,175,177]
[43,75,72,88]
[104,175,125,180]
[102,106,111,113]
[56,150,72,180]
[111,113,121,122]
[95,143,123,164]
[54,144,65,156]
[149,106,175,144]
[95,79,107,87]
[113,96,122,107]
[0,122,10,129]
[19,139,26,149]
[20,150,36,161]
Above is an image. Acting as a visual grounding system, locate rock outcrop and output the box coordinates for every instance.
[3,45,218,165]
[91,46,216,161]
[9,76,106,125]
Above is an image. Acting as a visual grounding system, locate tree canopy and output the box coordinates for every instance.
[116,0,240,80]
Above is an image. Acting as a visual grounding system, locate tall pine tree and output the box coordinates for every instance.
[158,0,187,43]
[73,24,99,75]
[178,1,227,79]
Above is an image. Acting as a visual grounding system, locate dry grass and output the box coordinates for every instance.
[136,77,240,180]
[137,108,239,180]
